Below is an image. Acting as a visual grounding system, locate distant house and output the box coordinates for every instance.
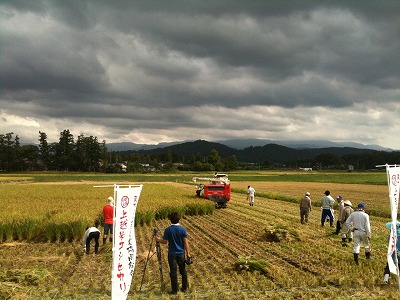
[138,163,156,172]
[299,167,313,171]
[108,162,127,172]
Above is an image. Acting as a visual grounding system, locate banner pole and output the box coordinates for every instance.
[395,249,400,291]
[111,183,117,300]
[110,184,143,299]
[384,164,400,291]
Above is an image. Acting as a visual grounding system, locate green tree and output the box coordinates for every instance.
[38,131,51,170]
[13,135,24,171]
[100,140,108,172]
[75,134,102,172]
[208,149,223,170]
[314,153,345,169]
[223,155,238,171]
[21,144,39,171]
[166,150,173,163]
[55,129,75,171]
[0,133,15,171]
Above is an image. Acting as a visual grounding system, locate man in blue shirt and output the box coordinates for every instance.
[156,211,192,294]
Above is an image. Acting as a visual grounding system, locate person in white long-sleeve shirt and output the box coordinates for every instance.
[247,185,256,206]
[83,220,101,254]
[345,203,371,265]
[320,190,335,227]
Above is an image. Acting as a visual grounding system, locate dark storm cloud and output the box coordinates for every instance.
[0,0,399,148]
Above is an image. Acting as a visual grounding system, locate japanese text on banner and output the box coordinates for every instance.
[386,166,399,275]
[111,184,142,300]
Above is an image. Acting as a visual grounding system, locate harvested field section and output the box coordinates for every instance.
[130,187,395,299]
[235,181,389,212]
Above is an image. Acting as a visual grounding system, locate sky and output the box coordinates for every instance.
[1,1,399,150]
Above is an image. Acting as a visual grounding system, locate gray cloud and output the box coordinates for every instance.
[0,1,399,149]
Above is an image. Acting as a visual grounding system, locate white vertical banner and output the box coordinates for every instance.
[386,165,399,276]
[111,184,143,300]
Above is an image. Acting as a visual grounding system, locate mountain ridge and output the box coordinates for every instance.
[107,139,400,167]
[107,139,393,152]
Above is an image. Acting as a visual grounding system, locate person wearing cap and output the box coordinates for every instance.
[320,190,335,227]
[334,196,345,235]
[102,196,114,244]
[383,221,400,284]
[345,203,371,265]
[299,192,312,224]
[339,200,354,247]
[155,211,192,294]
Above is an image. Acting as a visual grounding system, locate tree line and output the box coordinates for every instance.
[1,131,399,173]
[0,131,237,173]
[0,131,107,172]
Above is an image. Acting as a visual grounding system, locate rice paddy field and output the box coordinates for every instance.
[0,171,399,299]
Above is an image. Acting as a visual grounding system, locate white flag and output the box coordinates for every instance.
[386,165,399,275]
[111,184,143,300]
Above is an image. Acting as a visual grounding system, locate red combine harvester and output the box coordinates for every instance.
[192,173,231,208]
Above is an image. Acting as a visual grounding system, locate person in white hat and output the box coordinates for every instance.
[299,192,312,224]
[334,196,344,235]
[339,200,354,247]
[345,203,371,265]
[102,196,114,244]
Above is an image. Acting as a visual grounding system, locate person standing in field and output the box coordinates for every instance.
[299,192,312,224]
[102,196,114,244]
[155,211,192,295]
[334,196,344,235]
[247,185,256,206]
[83,220,101,254]
[383,221,400,284]
[345,203,371,265]
[320,190,335,227]
[340,200,354,247]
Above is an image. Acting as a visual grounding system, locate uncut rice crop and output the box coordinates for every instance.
[0,176,33,182]
[0,182,214,242]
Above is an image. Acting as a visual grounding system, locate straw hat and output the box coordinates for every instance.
[343,200,352,206]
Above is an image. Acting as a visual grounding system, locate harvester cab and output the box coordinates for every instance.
[192,173,231,208]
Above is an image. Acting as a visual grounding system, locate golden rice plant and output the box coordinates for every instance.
[13,219,37,240]
[235,256,270,275]
[3,223,14,242]
[0,176,33,182]
[0,182,214,242]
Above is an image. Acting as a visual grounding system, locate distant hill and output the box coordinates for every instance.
[106,141,183,151]
[215,138,393,151]
[113,139,382,164]
[107,139,393,152]
[235,144,377,164]
[135,140,237,158]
